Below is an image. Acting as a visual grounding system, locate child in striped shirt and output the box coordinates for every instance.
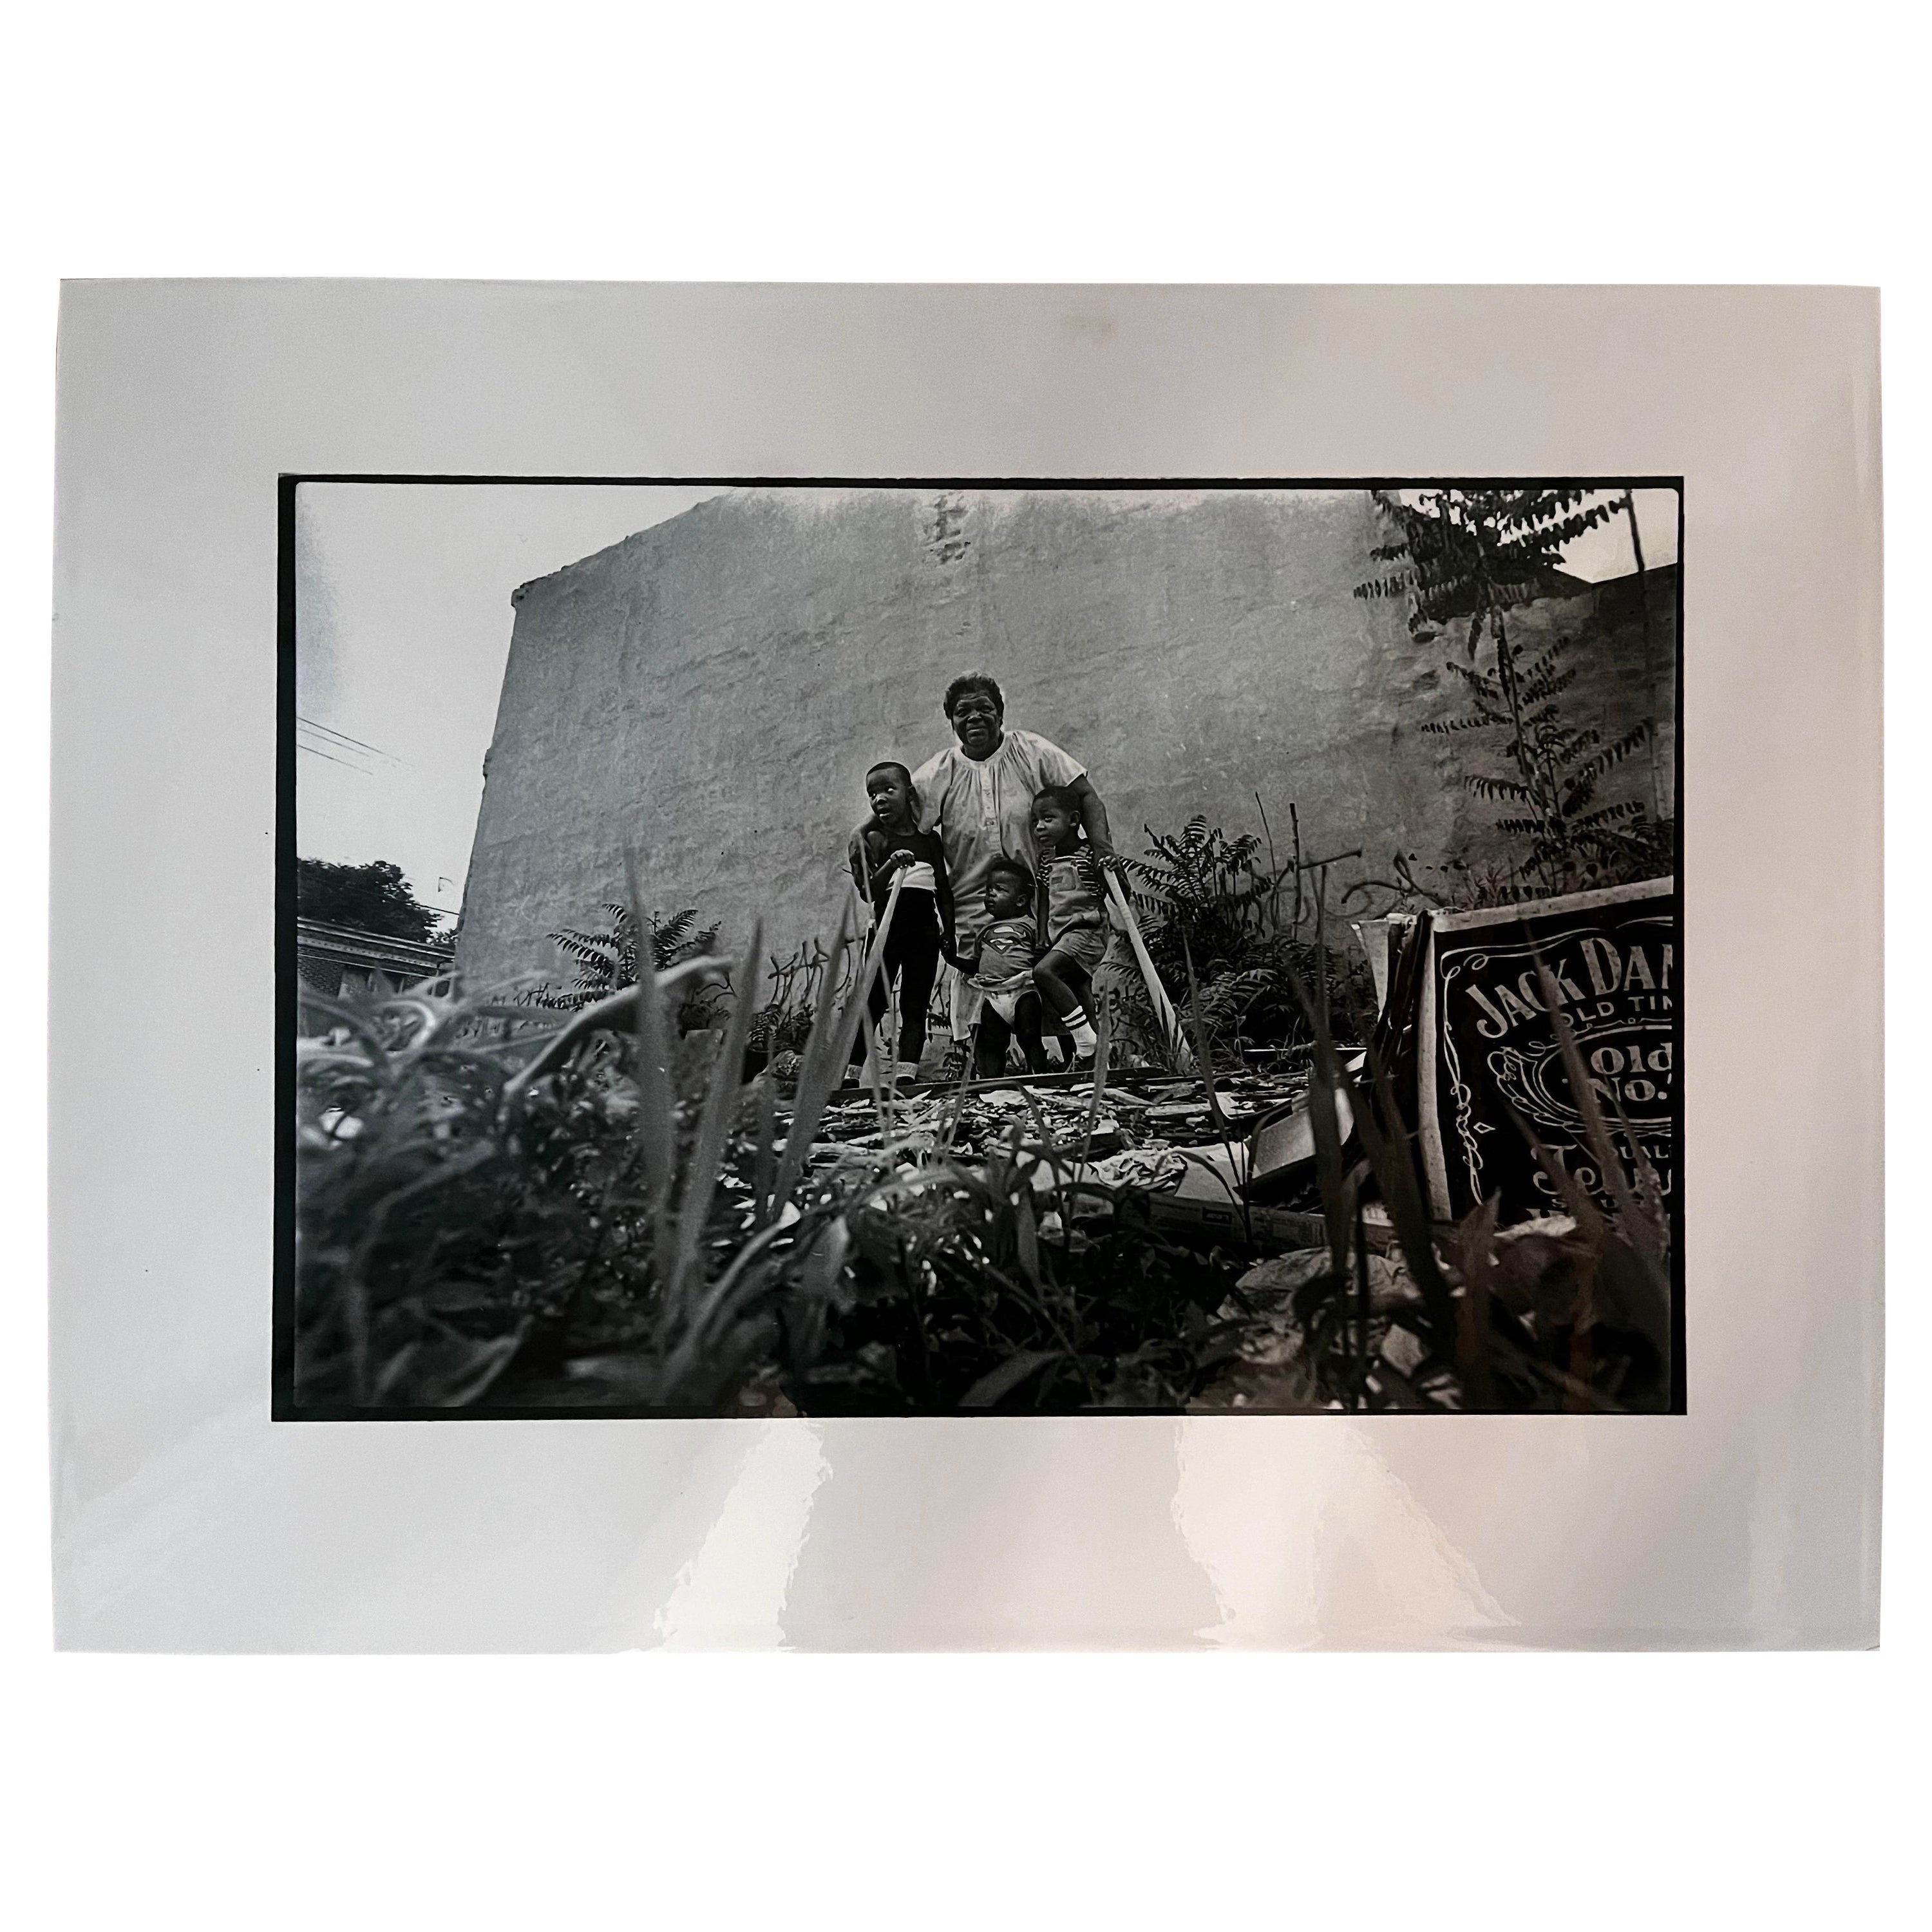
[1028,784,1106,1063]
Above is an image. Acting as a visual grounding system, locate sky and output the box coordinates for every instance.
[295,484,1678,921]
[296,483,728,918]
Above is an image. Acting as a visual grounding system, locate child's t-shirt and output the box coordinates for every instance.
[971,915,1039,990]
[853,826,948,910]
[1037,846,1107,944]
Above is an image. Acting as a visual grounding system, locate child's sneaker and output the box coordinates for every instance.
[938,1041,972,1086]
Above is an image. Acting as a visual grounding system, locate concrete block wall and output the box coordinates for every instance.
[456,488,1675,996]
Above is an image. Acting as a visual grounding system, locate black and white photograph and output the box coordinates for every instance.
[17,0,1914,1900]
[287,478,1681,1418]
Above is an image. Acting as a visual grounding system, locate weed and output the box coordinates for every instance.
[296,835,1671,1414]
[530,904,730,1030]
[1117,810,1373,1058]
[1264,902,1674,1413]
[1358,488,1672,896]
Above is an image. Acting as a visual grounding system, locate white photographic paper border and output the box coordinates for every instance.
[50,281,1882,1649]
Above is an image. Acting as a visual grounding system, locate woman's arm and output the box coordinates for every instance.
[931,837,958,956]
[1065,772,1113,856]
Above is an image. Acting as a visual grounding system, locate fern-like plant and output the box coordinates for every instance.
[533,904,729,1029]
[1428,631,1655,885]
[1119,812,1369,1054]
[1358,488,1663,893]
[1121,815,1267,983]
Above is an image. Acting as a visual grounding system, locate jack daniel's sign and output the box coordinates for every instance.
[1416,880,1676,1223]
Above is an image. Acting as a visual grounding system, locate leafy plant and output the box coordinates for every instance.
[1428,629,1657,885]
[294,837,1672,1417]
[295,880,955,1414]
[1257,906,1673,1414]
[746,938,836,1063]
[1358,488,1668,895]
[1356,487,1620,621]
[531,904,729,1031]
[1122,815,1267,982]
[1117,810,1371,1057]
[807,1132,1256,1412]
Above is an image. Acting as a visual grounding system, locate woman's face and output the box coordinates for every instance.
[866,768,912,823]
[947,687,1003,757]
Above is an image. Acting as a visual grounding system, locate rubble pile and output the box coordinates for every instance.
[791,1061,1316,1183]
[770,1057,1350,1271]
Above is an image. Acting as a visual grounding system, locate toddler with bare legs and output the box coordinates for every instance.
[951,857,1052,1078]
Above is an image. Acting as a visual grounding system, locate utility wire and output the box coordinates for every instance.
[298,715,400,762]
[297,741,370,773]
[298,714,388,754]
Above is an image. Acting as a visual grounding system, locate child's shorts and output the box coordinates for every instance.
[1040,923,1106,975]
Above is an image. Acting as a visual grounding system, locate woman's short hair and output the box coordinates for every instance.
[943,672,1005,719]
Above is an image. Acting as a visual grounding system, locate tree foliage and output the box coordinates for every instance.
[297,856,450,948]
[1357,489,1665,894]
[1354,487,1620,635]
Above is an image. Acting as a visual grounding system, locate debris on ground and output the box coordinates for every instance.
[781,1056,1358,1253]
[797,1061,1316,1158]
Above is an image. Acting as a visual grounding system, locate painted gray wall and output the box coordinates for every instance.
[456,487,1674,992]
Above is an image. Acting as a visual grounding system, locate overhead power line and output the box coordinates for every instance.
[297,715,401,763]
[297,741,370,773]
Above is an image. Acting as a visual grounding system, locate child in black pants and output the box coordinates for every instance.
[845,761,954,1082]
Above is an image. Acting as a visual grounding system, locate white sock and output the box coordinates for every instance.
[1063,1007,1098,1053]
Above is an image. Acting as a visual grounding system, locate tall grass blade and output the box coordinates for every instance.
[1179,932,1228,1137]
[1531,958,1670,1291]
[1081,993,1112,1157]
[1294,884,1350,1277]
[858,876,905,1129]
[797,1217,851,1311]
[820,883,904,1088]
[624,851,681,1261]
[1279,902,1462,1377]
[959,1350,1063,1410]
[658,1218,796,1394]
[771,899,853,1213]
[668,920,763,1302]
[752,1072,777,1225]
[504,954,731,1096]
[1343,1047,1463,1344]
[1013,1188,1044,1295]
